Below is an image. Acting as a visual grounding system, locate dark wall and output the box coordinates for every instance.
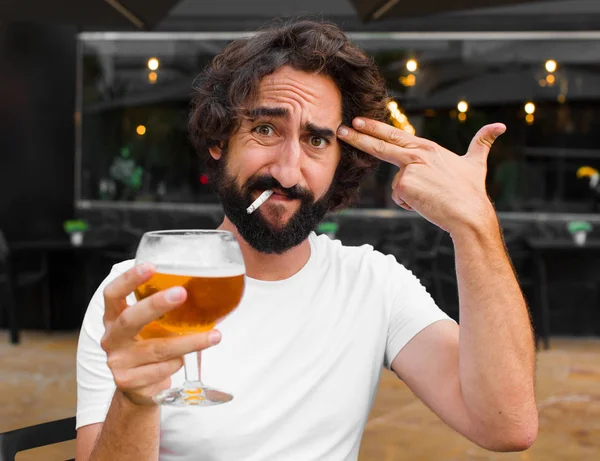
[0,22,77,242]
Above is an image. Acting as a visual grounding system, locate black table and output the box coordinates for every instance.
[8,237,133,333]
[10,238,131,253]
[524,237,600,350]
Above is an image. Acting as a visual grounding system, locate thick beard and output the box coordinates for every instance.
[214,166,333,254]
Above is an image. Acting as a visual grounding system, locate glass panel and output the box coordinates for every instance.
[78,33,600,213]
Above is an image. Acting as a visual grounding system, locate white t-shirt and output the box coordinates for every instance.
[77,232,452,461]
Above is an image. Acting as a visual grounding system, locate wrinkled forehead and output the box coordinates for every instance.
[250,67,343,126]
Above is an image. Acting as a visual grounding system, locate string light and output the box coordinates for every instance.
[545,59,557,73]
[457,100,468,113]
[546,74,555,85]
[136,125,146,136]
[387,100,415,135]
[458,112,467,122]
[147,57,160,71]
[148,71,158,84]
[525,114,535,125]
[406,59,418,72]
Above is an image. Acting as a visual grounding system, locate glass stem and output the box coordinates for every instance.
[184,351,204,385]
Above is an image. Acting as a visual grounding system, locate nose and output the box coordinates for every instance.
[268,139,303,189]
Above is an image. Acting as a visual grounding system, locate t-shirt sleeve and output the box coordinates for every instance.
[76,260,135,429]
[383,257,455,369]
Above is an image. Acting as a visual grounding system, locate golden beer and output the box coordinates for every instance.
[135,268,245,334]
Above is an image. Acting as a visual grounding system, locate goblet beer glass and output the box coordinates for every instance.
[134,230,245,406]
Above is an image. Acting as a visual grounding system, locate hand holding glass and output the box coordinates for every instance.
[134,230,245,406]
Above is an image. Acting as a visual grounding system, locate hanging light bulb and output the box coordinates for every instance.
[545,59,557,73]
[406,59,418,72]
[524,102,536,115]
[147,57,160,71]
[457,100,468,113]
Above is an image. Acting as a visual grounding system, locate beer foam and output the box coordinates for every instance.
[154,263,245,278]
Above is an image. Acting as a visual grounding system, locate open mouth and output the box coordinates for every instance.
[270,190,292,201]
[253,188,293,201]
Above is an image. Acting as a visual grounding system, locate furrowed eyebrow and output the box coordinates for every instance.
[305,122,335,141]
[246,107,336,141]
[246,106,290,120]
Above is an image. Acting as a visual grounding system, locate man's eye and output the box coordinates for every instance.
[309,136,327,149]
[254,125,274,136]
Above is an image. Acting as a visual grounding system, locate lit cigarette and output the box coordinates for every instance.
[246,190,273,214]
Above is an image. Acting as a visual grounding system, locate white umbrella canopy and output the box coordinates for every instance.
[0,0,181,30]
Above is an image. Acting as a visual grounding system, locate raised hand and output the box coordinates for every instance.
[100,263,222,406]
[337,118,505,235]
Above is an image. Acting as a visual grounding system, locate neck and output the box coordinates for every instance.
[217,217,311,281]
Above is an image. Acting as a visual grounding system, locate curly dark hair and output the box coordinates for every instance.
[189,18,390,210]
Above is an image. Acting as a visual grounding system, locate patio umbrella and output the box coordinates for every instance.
[0,0,181,30]
[348,0,557,22]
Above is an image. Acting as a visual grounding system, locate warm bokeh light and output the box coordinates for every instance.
[545,59,557,73]
[387,99,415,134]
[406,59,418,72]
[524,102,536,115]
[576,166,599,178]
[136,125,146,136]
[399,73,416,87]
[538,78,547,87]
[525,114,535,124]
[557,94,566,104]
[148,71,158,83]
[458,112,467,122]
[148,57,160,71]
[457,100,468,113]
[546,74,556,85]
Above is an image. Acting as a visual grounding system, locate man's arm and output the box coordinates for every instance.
[391,217,537,451]
[337,119,538,451]
[76,263,222,461]
[76,392,160,461]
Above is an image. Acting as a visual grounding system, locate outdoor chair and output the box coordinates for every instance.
[0,230,51,344]
[374,222,417,269]
[0,416,76,461]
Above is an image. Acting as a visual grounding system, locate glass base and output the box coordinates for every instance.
[153,381,233,407]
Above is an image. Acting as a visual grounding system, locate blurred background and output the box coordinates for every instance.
[1,0,599,460]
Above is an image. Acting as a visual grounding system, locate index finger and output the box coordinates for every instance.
[103,263,156,323]
[337,119,419,167]
[356,118,421,148]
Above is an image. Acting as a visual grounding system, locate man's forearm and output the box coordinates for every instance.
[451,215,537,440]
[90,391,160,461]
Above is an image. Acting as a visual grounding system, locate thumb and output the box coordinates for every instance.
[466,123,506,162]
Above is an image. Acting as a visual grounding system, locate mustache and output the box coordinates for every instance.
[244,175,313,201]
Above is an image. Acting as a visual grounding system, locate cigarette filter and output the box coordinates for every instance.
[246,189,274,214]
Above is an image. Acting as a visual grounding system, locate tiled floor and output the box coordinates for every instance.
[1,331,599,460]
